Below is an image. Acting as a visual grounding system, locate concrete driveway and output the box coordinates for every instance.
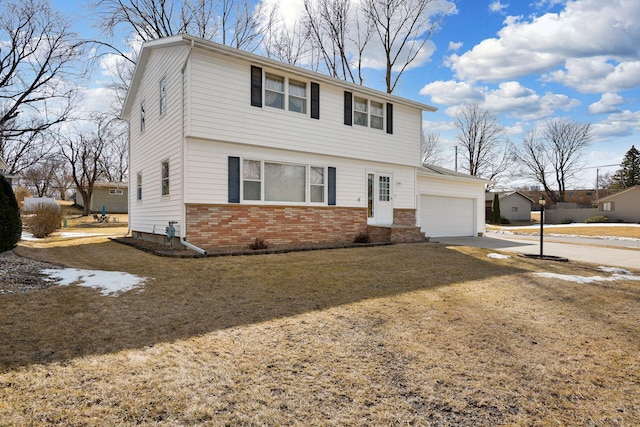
[435,230,640,271]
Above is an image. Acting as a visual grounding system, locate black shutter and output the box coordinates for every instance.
[343,91,352,126]
[228,156,240,203]
[311,82,320,119]
[250,66,262,107]
[328,167,336,206]
[386,103,393,134]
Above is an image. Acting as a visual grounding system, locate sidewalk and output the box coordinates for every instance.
[435,232,640,271]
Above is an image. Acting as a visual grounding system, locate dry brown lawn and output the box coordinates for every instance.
[488,224,640,239]
[1,232,639,425]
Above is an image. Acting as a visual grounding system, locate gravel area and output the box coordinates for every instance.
[0,250,60,295]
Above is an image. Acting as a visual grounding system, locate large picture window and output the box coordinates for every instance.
[265,163,306,202]
[239,159,330,204]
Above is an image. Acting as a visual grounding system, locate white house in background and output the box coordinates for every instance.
[121,35,487,253]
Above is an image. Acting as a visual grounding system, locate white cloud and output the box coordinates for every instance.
[419,80,485,105]
[546,58,640,93]
[590,109,640,140]
[589,92,625,114]
[422,119,456,132]
[489,1,509,14]
[448,41,463,51]
[447,1,640,83]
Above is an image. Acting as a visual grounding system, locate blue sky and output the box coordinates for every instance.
[55,0,640,189]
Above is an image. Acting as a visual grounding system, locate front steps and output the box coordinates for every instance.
[367,225,428,244]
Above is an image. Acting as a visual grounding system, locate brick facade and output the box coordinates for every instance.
[184,204,369,251]
[393,208,417,226]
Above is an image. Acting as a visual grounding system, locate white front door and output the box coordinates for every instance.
[367,172,393,225]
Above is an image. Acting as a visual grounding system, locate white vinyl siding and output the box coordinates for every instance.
[187,50,422,167]
[128,45,186,236]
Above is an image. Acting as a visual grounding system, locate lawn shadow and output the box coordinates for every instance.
[1,241,527,371]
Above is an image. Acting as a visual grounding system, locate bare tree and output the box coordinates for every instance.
[58,115,113,215]
[21,155,61,197]
[263,9,312,66]
[455,104,510,182]
[362,0,451,93]
[0,0,84,175]
[100,120,129,183]
[513,120,592,203]
[420,131,445,166]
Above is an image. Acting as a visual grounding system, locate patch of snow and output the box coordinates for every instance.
[487,253,511,259]
[597,266,632,275]
[41,268,146,296]
[534,271,640,284]
[21,231,108,240]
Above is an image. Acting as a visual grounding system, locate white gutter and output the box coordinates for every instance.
[179,38,207,257]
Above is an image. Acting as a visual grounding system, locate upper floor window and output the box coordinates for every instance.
[140,101,145,132]
[251,66,319,119]
[109,189,124,196]
[602,202,613,211]
[354,97,368,127]
[159,78,166,115]
[370,101,384,130]
[344,91,391,133]
[161,161,169,196]
[265,74,285,109]
[288,79,307,114]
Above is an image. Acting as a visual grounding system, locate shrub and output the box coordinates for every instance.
[353,232,370,243]
[585,215,609,223]
[561,219,574,224]
[24,202,62,238]
[0,175,22,252]
[249,237,268,250]
[500,217,510,224]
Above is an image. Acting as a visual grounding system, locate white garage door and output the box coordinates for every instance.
[420,195,475,237]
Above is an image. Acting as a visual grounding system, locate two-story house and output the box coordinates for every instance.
[121,35,487,254]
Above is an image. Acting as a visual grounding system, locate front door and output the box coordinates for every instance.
[367,172,393,225]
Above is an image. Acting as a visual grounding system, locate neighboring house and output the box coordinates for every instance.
[485,191,534,222]
[0,156,16,189]
[121,35,488,253]
[597,186,640,223]
[76,182,128,214]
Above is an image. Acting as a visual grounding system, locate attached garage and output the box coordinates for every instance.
[416,166,490,238]
[420,195,475,237]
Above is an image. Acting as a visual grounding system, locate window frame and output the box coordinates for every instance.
[161,160,169,197]
[159,78,166,116]
[263,71,309,115]
[240,159,328,205]
[136,172,142,201]
[140,101,146,132]
[351,95,385,131]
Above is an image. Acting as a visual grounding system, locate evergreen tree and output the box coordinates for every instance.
[491,193,501,224]
[0,175,22,252]
[616,145,640,188]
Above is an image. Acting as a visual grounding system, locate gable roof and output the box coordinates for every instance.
[485,191,534,203]
[598,185,640,202]
[121,34,438,119]
[417,164,492,184]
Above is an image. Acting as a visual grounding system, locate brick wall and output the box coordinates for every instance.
[185,204,368,251]
[393,208,417,226]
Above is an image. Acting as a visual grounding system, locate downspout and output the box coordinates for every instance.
[179,37,207,256]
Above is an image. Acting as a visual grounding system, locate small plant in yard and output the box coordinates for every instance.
[585,215,609,223]
[0,175,21,252]
[249,237,268,250]
[353,232,369,243]
[23,202,63,238]
[561,218,574,224]
[499,217,510,224]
